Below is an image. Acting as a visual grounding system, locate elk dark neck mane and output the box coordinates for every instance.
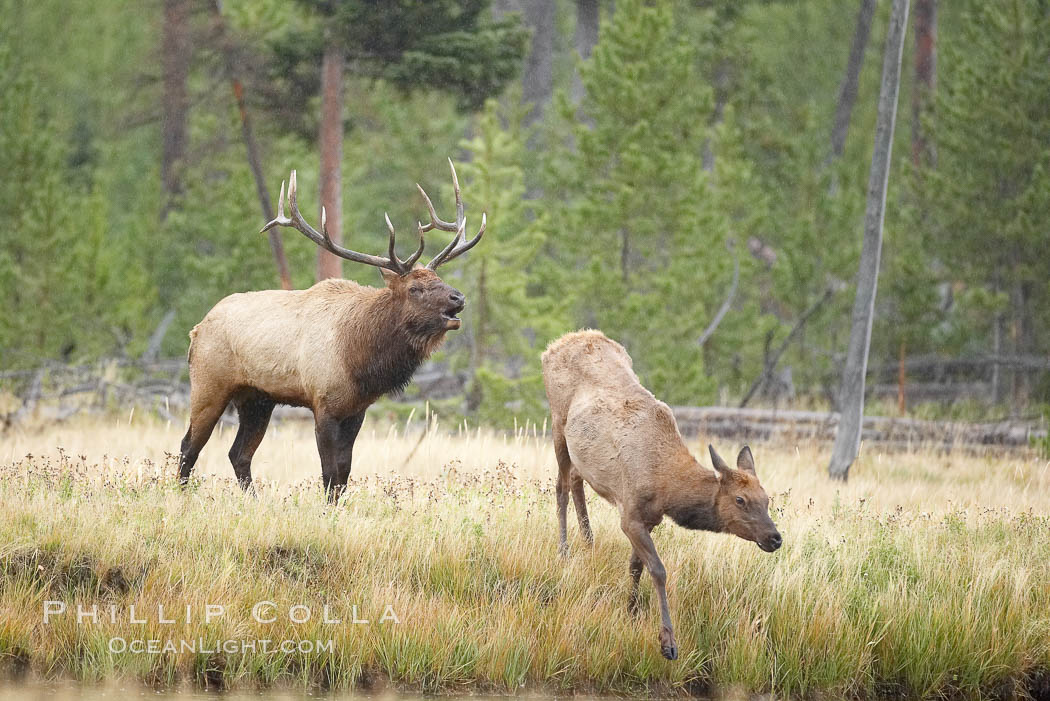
[663,458,723,532]
[340,284,446,402]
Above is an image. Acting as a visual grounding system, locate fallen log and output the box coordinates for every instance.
[672,406,1044,449]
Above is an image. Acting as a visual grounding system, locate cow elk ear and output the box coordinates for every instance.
[709,445,732,476]
[737,445,756,475]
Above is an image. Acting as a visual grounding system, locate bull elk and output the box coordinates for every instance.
[179,160,485,501]
[541,330,782,660]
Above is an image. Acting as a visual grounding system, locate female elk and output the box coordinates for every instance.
[179,161,484,501]
[542,330,782,660]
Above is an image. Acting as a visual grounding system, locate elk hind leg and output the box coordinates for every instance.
[228,395,275,491]
[570,469,593,546]
[179,392,230,485]
[553,423,572,556]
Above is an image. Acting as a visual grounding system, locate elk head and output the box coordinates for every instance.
[261,159,485,335]
[709,445,782,552]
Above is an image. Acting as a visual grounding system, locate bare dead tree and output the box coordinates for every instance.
[571,0,600,104]
[739,286,835,408]
[160,0,192,218]
[210,0,291,290]
[317,41,345,281]
[828,0,878,163]
[521,0,556,125]
[697,241,740,348]
[911,0,936,167]
[828,0,910,481]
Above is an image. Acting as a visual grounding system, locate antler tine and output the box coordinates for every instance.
[260,179,288,233]
[417,158,486,270]
[261,169,421,275]
[384,213,396,260]
[448,157,465,233]
[404,223,426,268]
[425,223,464,267]
[426,211,486,269]
[435,211,486,266]
[382,212,425,272]
[415,183,458,233]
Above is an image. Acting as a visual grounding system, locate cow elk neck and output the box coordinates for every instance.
[662,455,724,532]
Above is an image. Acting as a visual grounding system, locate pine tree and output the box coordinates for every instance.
[927,0,1050,403]
[0,43,154,366]
[453,97,567,425]
[544,0,751,404]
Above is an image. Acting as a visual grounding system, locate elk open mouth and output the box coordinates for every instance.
[442,302,465,330]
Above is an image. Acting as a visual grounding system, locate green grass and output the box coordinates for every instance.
[1,420,1049,697]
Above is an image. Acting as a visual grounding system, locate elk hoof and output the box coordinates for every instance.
[659,628,678,661]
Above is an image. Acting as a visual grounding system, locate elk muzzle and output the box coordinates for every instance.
[443,289,465,330]
[757,529,782,552]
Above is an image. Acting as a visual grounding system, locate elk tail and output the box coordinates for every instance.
[186,324,201,364]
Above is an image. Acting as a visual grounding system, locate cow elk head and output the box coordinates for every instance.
[709,445,782,552]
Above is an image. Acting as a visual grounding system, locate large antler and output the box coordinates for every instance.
[261,170,425,276]
[418,158,487,270]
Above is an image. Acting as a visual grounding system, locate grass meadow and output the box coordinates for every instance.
[1,413,1050,698]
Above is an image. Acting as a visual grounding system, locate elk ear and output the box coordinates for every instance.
[379,268,400,286]
[736,445,756,475]
[709,445,732,476]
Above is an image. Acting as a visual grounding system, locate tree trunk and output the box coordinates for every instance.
[491,0,516,19]
[160,0,192,218]
[466,256,489,414]
[897,340,907,414]
[620,228,629,283]
[740,286,835,408]
[317,43,344,282]
[828,0,910,482]
[234,80,293,290]
[911,0,936,167]
[1010,278,1034,411]
[701,60,730,172]
[991,279,1003,404]
[829,0,878,162]
[521,0,555,125]
[210,0,291,290]
[571,0,600,104]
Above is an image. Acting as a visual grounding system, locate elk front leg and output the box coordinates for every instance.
[627,551,644,615]
[621,517,678,661]
[314,412,365,503]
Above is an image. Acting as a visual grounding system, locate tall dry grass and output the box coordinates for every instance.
[1,414,1049,697]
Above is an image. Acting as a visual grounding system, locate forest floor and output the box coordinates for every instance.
[1,416,1049,698]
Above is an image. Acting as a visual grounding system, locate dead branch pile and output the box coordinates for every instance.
[673,406,1045,452]
[2,359,1044,452]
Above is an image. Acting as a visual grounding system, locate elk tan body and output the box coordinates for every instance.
[542,330,782,661]
[188,277,448,415]
[179,162,483,500]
